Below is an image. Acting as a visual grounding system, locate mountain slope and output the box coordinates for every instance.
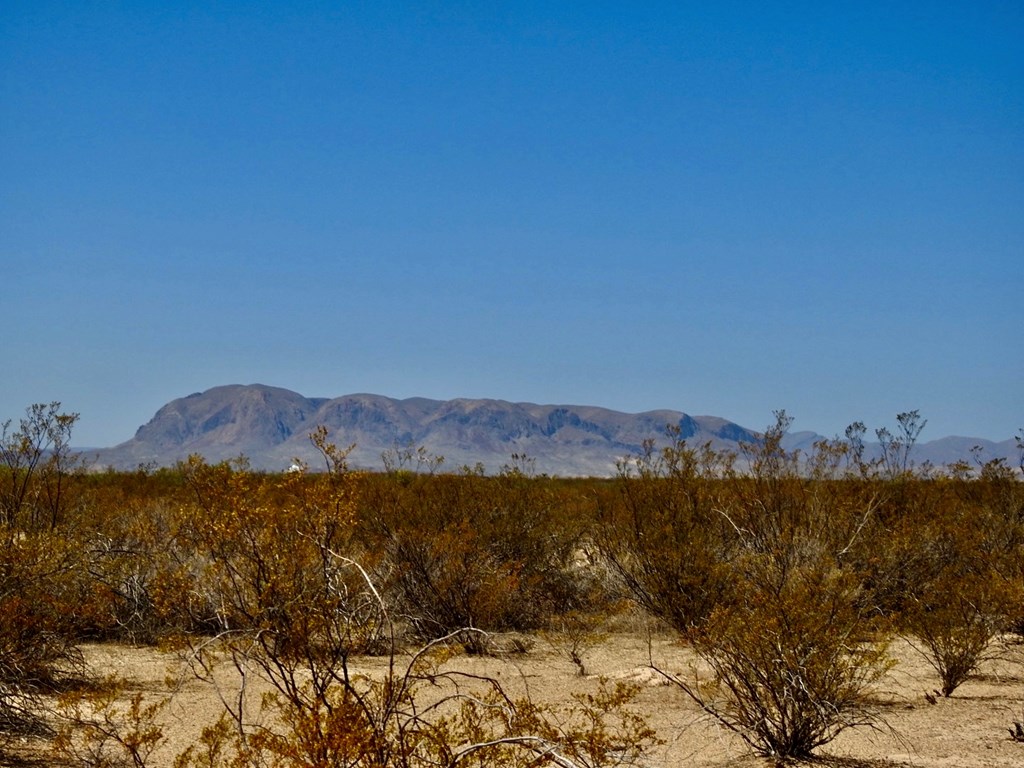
[86,385,1020,476]
[89,385,761,474]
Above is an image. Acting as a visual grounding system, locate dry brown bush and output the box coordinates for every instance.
[602,413,896,761]
[663,554,891,761]
[358,464,591,639]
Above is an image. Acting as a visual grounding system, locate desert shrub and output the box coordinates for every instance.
[0,527,86,739]
[904,569,1016,697]
[874,410,928,480]
[842,479,934,620]
[383,508,534,637]
[897,490,1023,696]
[175,434,385,662]
[605,414,894,761]
[965,464,1024,637]
[595,430,738,633]
[833,463,1024,697]
[425,675,658,768]
[56,471,188,642]
[173,633,658,768]
[665,554,891,761]
[81,500,198,643]
[52,676,167,768]
[0,405,117,744]
[1,404,197,649]
[359,463,587,639]
[0,402,81,530]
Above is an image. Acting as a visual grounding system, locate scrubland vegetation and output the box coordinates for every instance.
[2,404,1023,766]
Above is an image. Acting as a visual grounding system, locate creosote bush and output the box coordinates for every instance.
[0,404,89,743]
[897,489,1023,696]
[604,413,897,761]
[0,526,87,739]
[666,556,891,760]
[53,675,167,768]
[358,463,590,639]
[595,430,737,634]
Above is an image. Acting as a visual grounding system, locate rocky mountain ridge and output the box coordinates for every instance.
[84,384,1019,476]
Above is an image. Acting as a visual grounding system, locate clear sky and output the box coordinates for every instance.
[2,1,1021,447]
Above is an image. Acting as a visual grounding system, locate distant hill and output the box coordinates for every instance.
[83,384,1019,476]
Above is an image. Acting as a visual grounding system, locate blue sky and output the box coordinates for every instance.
[2,1,1021,446]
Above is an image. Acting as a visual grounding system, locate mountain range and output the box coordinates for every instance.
[83,384,1019,476]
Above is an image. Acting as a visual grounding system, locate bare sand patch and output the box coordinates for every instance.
[27,633,1024,768]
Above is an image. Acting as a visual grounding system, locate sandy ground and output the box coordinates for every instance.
[27,629,1024,767]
